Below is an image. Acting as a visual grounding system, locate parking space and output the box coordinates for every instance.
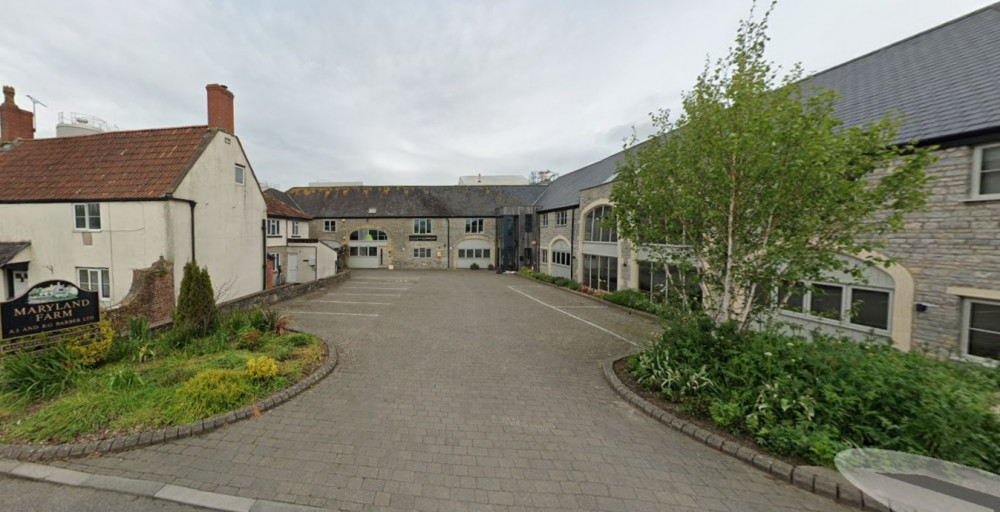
[50,269,850,511]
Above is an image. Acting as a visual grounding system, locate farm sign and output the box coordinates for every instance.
[1,280,100,341]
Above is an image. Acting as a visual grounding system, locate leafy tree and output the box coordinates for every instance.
[172,262,220,338]
[611,2,934,329]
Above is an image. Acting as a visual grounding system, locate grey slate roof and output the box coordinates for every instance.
[537,3,1000,211]
[286,185,547,218]
[807,2,1000,144]
[0,241,30,266]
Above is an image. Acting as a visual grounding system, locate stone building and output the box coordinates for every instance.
[287,4,1000,362]
[263,188,338,287]
[286,186,545,271]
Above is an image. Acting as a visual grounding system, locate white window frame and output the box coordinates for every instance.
[541,249,548,264]
[465,218,484,234]
[414,219,432,234]
[555,210,568,226]
[541,213,549,227]
[73,203,102,231]
[781,281,893,334]
[269,253,280,271]
[413,247,431,258]
[267,219,281,237]
[961,298,1000,363]
[324,220,337,233]
[235,164,246,186]
[291,221,300,237]
[77,267,111,300]
[972,143,1000,200]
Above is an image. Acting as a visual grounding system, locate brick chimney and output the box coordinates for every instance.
[1,85,35,143]
[206,83,234,133]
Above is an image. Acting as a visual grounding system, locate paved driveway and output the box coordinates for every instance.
[53,270,849,511]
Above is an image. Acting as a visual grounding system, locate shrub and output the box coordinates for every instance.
[246,356,278,380]
[236,328,264,351]
[64,321,114,366]
[469,262,480,270]
[167,369,252,422]
[172,262,219,339]
[0,344,83,400]
[223,309,250,335]
[248,306,287,334]
[630,318,1000,472]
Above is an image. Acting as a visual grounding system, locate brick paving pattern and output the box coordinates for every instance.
[53,270,851,511]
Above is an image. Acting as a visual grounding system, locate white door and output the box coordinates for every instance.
[12,270,29,298]
[287,254,299,283]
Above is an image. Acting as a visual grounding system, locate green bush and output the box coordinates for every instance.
[166,369,252,423]
[0,345,83,400]
[630,318,1000,472]
[469,262,480,270]
[172,262,220,340]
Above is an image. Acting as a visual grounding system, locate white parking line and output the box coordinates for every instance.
[313,300,392,305]
[352,278,416,283]
[507,286,639,348]
[556,306,608,309]
[289,310,379,317]
[330,293,401,297]
[342,287,409,291]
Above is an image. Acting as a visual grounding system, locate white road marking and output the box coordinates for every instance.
[507,286,640,348]
[555,306,608,309]
[313,300,392,305]
[329,293,401,297]
[342,287,409,291]
[289,310,379,317]
[352,278,417,283]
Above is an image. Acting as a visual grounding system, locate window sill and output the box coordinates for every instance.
[779,310,891,337]
[74,229,102,233]
[961,195,1000,203]
[267,235,282,238]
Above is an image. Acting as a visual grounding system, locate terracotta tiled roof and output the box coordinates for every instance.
[264,189,312,220]
[0,126,214,202]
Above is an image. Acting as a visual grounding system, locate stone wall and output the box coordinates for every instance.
[309,217,497,270]
[878,144,1000,355]
[538,207,577,278]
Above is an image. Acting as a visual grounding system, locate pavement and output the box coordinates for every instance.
[3,269,852,511]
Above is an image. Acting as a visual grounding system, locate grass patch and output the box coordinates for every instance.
[628,316,1000,473]
[0,309,324,444]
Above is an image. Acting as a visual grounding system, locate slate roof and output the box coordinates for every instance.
[537,4,1000,211]
[0,126,214,202]
[0,242,30,266]
[807,2,1000,145]
[286,185,547,218]
[263,188,312,220]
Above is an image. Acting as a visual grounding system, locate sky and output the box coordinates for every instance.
[0,0,994,188]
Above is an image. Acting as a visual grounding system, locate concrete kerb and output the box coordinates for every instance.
[513,273,664,323]
[0,461,326,512]
[601,356,892,511]
[0,337,340,463]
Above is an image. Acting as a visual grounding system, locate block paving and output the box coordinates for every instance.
[48,270,851,511]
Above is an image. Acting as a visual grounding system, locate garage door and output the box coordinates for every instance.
[457,239,491,269]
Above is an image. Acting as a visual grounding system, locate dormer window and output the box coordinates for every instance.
[972,143,1000,199]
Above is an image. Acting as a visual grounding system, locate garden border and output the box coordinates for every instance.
[513,273,664,323]
[602,356,899,512]
[0,335,340,462]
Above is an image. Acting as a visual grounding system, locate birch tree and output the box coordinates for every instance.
[611,3,934,329]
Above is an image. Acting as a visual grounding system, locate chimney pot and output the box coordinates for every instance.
[206,83,235,133]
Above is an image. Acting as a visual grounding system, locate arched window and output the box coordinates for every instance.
[584,205,617,242]
[349,229,387,241]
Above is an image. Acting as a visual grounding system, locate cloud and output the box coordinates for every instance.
[0,0,993,187]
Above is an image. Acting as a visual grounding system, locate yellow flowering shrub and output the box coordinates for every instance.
[245,356,278,380]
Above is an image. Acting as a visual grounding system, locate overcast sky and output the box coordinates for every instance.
[0,1,993,188]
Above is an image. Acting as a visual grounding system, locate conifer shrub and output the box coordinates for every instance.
[172,262,220,340]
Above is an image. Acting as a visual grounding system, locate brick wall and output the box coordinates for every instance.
[104,257,174,329]
[0,86,34,142]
